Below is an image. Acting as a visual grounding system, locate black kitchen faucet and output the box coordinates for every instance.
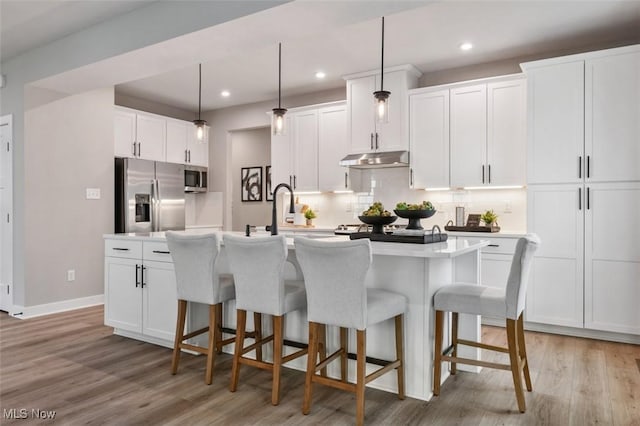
[270,183,295,236]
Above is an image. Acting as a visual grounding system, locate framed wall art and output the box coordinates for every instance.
[241,166,262,202]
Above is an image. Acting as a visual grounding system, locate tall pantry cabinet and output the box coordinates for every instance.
[522,45,640,336]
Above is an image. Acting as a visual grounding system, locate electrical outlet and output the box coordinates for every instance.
[504,200,512,213]
[86,188,101,199]
[67,270,75,282]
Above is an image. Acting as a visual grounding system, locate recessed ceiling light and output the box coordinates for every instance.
[315,71,326,79]
[221,90,230,97]
[459,42,473,51]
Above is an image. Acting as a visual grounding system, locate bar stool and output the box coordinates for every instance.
[223,234,308,406]
[432,234,540,413]
[294,237,407,426]
[165,232,235,385]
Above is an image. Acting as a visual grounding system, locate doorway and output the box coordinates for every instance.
[0,114,13,313]
[230,127,271,232]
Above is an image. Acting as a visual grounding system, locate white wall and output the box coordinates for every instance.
[23,87,114,306]
[230,127,271,231]
[115,92,194,122]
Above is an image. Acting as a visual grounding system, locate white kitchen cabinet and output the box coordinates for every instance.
[409,89,449,189]
[450,77,526,188]
[318,104,351,191]
[165,118,209,167]
[114,107,166,162]
[292,109,319,192]
[345,66,420,154]
[104,239,177,344]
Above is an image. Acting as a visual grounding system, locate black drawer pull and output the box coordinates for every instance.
[112,248,129,251]
[487,244,500,247]
[152,250,170,254]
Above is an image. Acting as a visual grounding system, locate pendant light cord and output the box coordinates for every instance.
[380,16,385,91]
[198,63,202,120]
[278,43,282,109]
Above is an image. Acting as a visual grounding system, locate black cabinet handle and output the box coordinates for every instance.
[370,133,374,150]
[344,172,348,189]
[152,250,170,254]
[188,150,191,163]
[587,156,590,179]
[488,164,491,184]
[482,165,485,184]
[112,247,129,251]
[375,133,379,150]
[488,244,499,247]
[137,142,141,157]
[135,264,140,288]
[578,156,582,179]
[578,187,582,210]
[132,143,136,156]
[293,175,297,189]
[141,266,146,288]
[185,149,188,162]
[410,168,414,186]
[587,187,590,210]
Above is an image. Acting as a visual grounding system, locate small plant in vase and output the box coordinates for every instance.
[304,209,317,226]
[481,210,499,228]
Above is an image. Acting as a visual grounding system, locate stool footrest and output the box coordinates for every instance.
[365,360,401,384]
[442,355,511,371]
[180,343,208,355]
[312,374,357,393]
[315,349,345,373]
[241,335,274,355]
[182,326,208,340]
[282,347,308,363]
[457,338,510,354]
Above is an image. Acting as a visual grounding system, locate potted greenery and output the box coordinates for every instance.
[304,209,317,226]
[480,210,499,228]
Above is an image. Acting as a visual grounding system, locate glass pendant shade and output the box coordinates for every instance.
[194,119,206,141]
[374,90,390,123]
[193,63,207,143]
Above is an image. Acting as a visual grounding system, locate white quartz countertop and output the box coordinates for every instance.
[104,231,489,259]
[446,230,526,238]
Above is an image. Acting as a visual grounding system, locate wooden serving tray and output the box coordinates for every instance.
[444,225,500,233]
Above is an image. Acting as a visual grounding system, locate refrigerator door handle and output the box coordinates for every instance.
[151,179,160,232]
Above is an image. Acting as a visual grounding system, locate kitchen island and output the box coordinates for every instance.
[103,231,489,401]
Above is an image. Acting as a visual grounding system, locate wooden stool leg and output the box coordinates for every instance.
[518,313,533,391]
[230,309,247,392]
[433,310,444,396]
[171,300,187,375]
[451,312,458,375]
[205,304,217,385]
[215,303,223,354]
[507,318,526,413]
[254,312,263,362]
[303,322,318,415]
[340,327,348,382]
[356,329,366,426]
[318,323,328,377]
[395,314,405,400]
[272,315,284,406]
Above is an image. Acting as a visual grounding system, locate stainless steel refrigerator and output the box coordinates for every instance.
[115,158,185,233]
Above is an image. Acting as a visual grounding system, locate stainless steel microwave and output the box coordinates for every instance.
[184,165,207,193]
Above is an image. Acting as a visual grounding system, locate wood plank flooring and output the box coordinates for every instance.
[1,306,638,425]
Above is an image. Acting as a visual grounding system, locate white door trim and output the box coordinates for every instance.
[0,114,14,314]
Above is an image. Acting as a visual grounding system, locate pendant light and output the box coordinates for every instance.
[373,16,390,123]
[272,43,287,136]
[193,63,207,142]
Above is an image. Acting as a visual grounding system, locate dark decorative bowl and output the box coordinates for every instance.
[393,209,437,230]
[358,215,397,234]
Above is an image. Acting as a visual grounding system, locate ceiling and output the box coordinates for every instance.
[3,1,640,115]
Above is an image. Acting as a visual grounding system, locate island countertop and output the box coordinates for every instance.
[103,231,489,259]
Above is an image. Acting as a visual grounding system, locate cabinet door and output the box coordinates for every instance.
[409,89,449,189]
[526,61,584,184]
[142,260,178,341]
[166,119,189,164]
[450,84,487,187]
[347,75,376,154]
[187,126,209,167]
[585,51,640,182]
[104,257,142,333]
[487,79,526,186]
[376,71,409,152]
[270,116,293,189]
[482,254,513,290]
[292,110,319,192]
[584,182,640,335]
[136,113,166,161]
[526,184,584,328]
[114,108,136,158]
[318,104,349,192]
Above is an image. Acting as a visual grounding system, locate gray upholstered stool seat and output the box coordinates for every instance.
[223,234,308,406]
[294,237,407,426]
[165,231,236,385]
[432,234,540,413]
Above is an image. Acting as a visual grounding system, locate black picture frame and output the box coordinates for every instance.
[265,165,273,201]
[241,166,262,202]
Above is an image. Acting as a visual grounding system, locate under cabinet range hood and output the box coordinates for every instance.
[339,150,409,168]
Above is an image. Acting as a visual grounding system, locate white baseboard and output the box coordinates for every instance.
[11,294,104,319]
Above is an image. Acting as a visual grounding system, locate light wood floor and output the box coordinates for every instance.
[1,306,638,425]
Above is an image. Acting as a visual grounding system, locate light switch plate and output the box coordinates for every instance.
[86,188,101,199]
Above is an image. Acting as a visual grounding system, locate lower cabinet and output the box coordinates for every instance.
[104,239,177,343]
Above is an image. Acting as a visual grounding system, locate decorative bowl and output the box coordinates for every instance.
[358,215,397,234]
[393,209,437,230]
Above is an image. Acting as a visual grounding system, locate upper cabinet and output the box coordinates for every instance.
[522,45,640,184]
[115,107,166,161]
[449,77,526,188]
[345,65,421,154]
[318,103,351,192]
[115,106,208,166]
[166,118,209,167]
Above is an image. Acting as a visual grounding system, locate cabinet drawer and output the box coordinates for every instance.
[105,239,142,259]
[143,241,173,263]
[464,236,519,255]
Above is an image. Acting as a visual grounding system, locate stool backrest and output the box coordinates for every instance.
[165,232,223,305]
[506,233,541,319]
[294,237,371,330]
[223,234,288,316]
